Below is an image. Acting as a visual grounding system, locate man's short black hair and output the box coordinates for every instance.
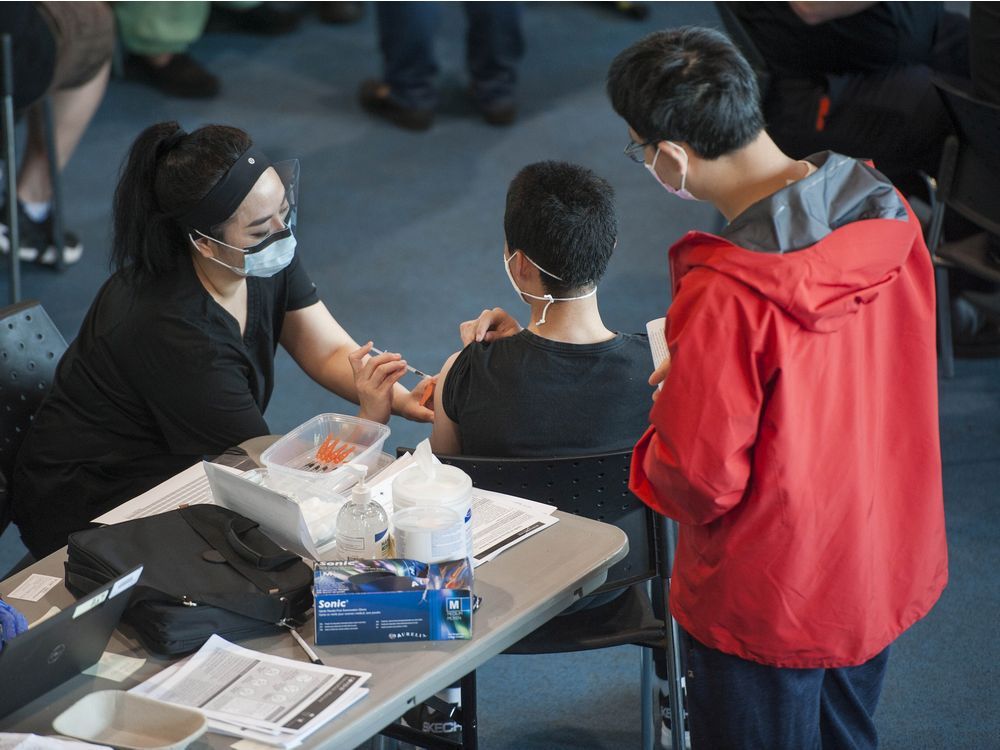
[607,26,764,159]
[504,161,617,296]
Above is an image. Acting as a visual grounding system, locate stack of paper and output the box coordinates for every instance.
[131,636,369,749]
[96,452,560,568]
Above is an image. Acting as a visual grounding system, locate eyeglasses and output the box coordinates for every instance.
[624,138,657,163]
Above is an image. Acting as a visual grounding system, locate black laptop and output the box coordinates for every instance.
[0,564,143,718]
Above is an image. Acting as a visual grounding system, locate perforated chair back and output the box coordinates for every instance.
[931,77,1000,236]
[0,300,66,529]
[406,449,655,595]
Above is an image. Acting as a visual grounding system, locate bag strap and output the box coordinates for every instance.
[224,515,300,570]
[179,506,295,595]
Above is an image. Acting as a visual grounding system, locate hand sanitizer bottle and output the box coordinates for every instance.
[335,468,390,559]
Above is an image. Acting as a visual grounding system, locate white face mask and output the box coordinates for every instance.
[190,227,297,278]
[645,143,701,201]
[503,250,597,326]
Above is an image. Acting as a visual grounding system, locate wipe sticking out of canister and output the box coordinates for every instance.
[392,440,474,560]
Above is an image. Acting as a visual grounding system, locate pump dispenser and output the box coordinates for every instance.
[335,467,390,559]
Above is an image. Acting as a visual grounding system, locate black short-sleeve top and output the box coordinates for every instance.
[11,253,319,555]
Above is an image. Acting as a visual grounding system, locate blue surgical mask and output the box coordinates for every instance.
[503,250,596,326]
[645,143,701,201]
[190,227,297,278]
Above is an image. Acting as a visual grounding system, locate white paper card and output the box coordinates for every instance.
[646,317,669,368]
[6,573,61,602]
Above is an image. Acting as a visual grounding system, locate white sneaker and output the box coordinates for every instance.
[659,678,691,750]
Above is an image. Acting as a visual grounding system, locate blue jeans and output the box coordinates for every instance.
[683,630,890,750]
[376,2,523,111]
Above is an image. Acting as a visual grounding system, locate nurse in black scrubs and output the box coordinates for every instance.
[10,121,430,558]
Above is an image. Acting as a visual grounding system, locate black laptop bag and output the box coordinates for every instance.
[65,505,313,657]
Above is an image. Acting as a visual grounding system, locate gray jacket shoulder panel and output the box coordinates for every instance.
[719,152,909,254]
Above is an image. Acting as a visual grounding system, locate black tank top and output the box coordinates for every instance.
[442,330,652,457]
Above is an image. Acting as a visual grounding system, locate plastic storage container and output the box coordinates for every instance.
[393,462,474,558]
[52,690,207,750]
[394,506,466,563]
[261,414,390,497]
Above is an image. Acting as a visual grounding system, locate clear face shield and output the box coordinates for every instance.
[235,158,299,255]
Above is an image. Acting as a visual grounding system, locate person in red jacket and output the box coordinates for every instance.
[603,26,947,750]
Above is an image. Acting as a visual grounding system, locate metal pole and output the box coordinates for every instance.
[660,516,687,750]
[926,137,958,378]
[640,645,655,750]
[41,96,64,270]
[1,33,21,303]
[459,670,478,750]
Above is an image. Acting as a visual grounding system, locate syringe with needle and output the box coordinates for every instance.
[369,346,433,379]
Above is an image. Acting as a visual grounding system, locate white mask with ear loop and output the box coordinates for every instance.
[503,250,597,326]
[646,142,701,201]
[189,226,297,278]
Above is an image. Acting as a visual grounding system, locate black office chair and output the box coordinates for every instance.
[0,300,67,538]
[2,34,69,305]
[924,77,1000,377]
[382,450,687,750]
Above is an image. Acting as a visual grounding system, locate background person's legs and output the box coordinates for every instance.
[763,10,968,200]
[115,1,217,99]
[464,1,524,125]
[18,64,109,208]
[377,1,442,111]
[359,3,441,130]
[971,3,1000,104]
[6,1,113,265]
[765,64,953,200]
[968,2,1000,307]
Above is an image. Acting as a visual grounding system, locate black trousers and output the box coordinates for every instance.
[762,12,969,199]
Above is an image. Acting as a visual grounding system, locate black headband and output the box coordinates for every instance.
[174,144,272,234]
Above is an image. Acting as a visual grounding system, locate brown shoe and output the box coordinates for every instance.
[317,2,365,24]
[125,53,219,99]
[358,80,434,131]
[477,100,517,127]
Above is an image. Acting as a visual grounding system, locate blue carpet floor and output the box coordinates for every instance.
[2,2,997,747]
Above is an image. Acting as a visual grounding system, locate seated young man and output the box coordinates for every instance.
[430,160,652,457]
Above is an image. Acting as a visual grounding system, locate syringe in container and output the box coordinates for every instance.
[304,434,355,472]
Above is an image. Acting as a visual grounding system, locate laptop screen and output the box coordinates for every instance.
[0,564,143,718]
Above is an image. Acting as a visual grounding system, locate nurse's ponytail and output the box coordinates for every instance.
[111,121,252,283]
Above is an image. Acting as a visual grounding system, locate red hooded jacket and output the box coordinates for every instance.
[630,153,947,668]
